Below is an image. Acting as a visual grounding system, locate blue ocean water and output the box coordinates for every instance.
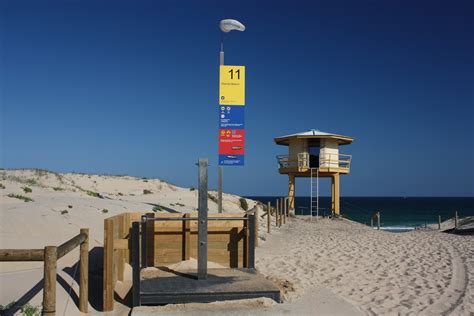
[247,196,474,229]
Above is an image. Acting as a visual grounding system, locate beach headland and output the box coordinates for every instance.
[1,169,473,315]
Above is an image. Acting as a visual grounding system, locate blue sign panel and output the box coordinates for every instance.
[219,105,245,129]
[219,154,244,166]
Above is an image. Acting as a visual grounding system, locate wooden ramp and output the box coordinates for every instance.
[137,268,281,305]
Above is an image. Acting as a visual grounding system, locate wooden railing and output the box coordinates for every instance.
[0,229,89,315]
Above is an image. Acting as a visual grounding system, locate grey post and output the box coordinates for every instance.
[218,167,223,213]
[218,42,224,214]
[455,211,458,229]
[438,215,441,230]
[141,215,147,269]
[131,221,141,307]
[198,158,208,280]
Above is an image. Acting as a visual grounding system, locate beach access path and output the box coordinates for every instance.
[256,217,474,315]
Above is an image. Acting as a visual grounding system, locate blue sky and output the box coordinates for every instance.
[1,0,473,196]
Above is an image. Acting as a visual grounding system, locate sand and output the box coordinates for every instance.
[1,169,473,315]
[256,217,474,315]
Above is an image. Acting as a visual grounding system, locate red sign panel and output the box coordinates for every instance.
[218,129,245,155]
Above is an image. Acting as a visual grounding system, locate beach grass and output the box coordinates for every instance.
[7,194,33,202]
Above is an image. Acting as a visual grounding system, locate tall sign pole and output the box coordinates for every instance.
[218,42,224,214]
[217,19,246,213]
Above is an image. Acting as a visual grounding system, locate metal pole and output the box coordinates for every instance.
[198,158,208,280]
[131,222,141,307]
[218,167,223,213]
[310,168,313,221]
[316,168,319,221]
[141,215,147,269]
[217,45,224,214]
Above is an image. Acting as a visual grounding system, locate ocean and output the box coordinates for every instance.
[246,196,474,231]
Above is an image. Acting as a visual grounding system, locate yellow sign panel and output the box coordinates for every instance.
[219,65,245,105]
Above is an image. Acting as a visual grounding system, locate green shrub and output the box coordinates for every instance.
[189,187,195,191]
[143,189,152,195]
[7,194,33,202]
[152,206,162,212]
[118,192,123,196]
[176,202,185,207]
[102,209,109,213]
[0,183,5,189]
[21,303,40,316]
[239,198,248,211]
[52,187,63,191]
[0,300,16,311]
[61,210,68,215]
[207,193,218,203]
[25,179,38,186]
[68,205,73,209]
[22,187,32,193]
[87,191,103,198]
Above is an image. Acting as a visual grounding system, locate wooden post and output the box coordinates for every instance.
[454,211,458,229]
[288,174,295,211]
[275,199,279,227]
[184,213,190,260]
[334,174,340,216]
[248,214,256,269]
[438,215,441,230]
[103,219,114,311]
[255,208,259,247]
[377,212,380,230]
[43,246,57,316]
[279,198,283,227]
[267,202,271,234]
[283,198,287,224]
[279,198,283,225]
[79,228,89,313]
[331,177,335,215]
[117,215,126,282]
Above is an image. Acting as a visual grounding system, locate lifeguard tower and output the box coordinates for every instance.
[275,129,353,217]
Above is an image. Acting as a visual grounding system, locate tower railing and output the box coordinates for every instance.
[276,153,351,171]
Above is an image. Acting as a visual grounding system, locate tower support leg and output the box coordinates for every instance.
[334,173,340,216]
[288,174,295,212]
[331,177,335,215]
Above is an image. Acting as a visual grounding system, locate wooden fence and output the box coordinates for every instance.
[0,229,89,316]
[103,212,252,311]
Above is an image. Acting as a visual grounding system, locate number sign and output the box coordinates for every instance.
[219,65,245,105]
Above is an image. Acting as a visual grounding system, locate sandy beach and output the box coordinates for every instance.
[1,169,473,315]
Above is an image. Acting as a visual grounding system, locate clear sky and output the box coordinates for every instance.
[1,0,473,197]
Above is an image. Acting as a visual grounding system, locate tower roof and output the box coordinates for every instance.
[274,129,354,146]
